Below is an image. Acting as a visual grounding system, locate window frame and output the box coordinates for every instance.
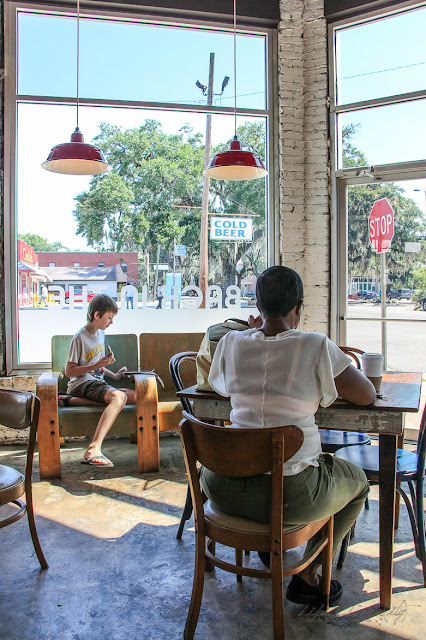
[4,1,279,374]
[328,1,426,346]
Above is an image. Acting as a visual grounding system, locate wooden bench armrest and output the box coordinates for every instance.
[36,372,62,479]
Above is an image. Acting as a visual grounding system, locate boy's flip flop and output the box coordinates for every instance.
[81,455,114,467]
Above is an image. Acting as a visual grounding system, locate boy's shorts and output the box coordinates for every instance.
[70,380,116,403]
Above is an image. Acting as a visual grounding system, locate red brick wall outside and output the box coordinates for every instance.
[38,252,139,284]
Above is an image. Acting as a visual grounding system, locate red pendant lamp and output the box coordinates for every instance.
[204,0,268,181]
[42,0,110,176]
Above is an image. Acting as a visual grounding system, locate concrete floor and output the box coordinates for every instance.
[0,436,425,640]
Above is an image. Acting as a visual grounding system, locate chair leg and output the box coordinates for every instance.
[337,529,351,570]
[415,479,426,587]
[206,539,216,572]
[322,517,333,610]
[270,550,284,640]
[184,535,207,640]
[26,494,48,569]
[235,549,243,582]
[177,485,194,540]
[365,496,370,510]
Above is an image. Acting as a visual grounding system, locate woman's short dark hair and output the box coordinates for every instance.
[87,294,118,322]
[256,266,304,317]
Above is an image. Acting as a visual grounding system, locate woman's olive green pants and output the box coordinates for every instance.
[200,453,369,560]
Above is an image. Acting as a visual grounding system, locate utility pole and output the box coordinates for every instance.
[199,53,215,308]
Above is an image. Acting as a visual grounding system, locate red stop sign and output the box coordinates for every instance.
[368,198,394,253]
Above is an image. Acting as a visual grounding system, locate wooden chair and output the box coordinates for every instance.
[319,347,371,453]
[0,389,48,569]
[334,404,426,583]
[169,351,198,539]
[179,411,334,640]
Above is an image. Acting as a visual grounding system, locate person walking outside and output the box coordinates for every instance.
[156,282,164,309]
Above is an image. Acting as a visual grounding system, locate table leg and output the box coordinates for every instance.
[379,433,397,610]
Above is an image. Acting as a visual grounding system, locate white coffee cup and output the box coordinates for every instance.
[361,353,384,393]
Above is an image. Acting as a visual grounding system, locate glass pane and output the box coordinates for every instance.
[338,99,426,169]
[335,6,426,105]
[346,181,426,374]
[17,11,266,109]
[17,102,267,364]
[345,319,382,356]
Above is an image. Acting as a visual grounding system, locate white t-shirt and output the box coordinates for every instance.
[208,328,351,475]
[66,326,106,394]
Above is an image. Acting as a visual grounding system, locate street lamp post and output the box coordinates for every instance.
[196,61,229,307]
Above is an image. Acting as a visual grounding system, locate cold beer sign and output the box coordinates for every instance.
[210,216,253,241]
[368,198,394,253]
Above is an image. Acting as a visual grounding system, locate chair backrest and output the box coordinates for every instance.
[416,403,426,477]
[52,334,139,393]
[180,411,303,477]
[0,389,33,430]
[140,333,204,394]
[169,352,197,414]
[339,346,364,370]
[180,411,304,537]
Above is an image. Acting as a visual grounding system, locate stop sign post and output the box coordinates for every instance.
[368,198,394,371]
[368,198,394,253]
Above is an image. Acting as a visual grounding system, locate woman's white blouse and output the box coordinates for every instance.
[208,328,351,476]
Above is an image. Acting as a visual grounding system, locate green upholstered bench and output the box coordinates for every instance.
[36,332,204,479]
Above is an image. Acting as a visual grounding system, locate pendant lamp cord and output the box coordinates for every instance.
[233,0,237,138]
[76,0,80,130]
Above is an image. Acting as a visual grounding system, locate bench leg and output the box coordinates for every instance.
[37,398,61,479]
[135,376,159,472]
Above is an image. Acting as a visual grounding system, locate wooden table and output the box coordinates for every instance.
[178,372,422,610]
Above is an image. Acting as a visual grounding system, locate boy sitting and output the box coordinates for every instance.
[63,294,136,467]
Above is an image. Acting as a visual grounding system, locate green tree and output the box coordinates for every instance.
[18,233,68,252]
[344,126,426,287]
[208,120,267,287]
[73,119,268,289]
[74,121,205,262]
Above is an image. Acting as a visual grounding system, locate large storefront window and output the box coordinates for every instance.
[5,4,275,370]
[330,3,426,378]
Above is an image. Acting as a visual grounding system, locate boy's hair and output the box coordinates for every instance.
[87,294,118,322]
[256,266,304,318]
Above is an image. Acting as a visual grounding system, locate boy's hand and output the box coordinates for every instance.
[113,366,128,380]
[99,350,115,367]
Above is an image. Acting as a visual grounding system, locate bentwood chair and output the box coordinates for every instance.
[335,404,426,583]
[180,411,334,640]
[319,347,372,453]
[0,389,48,569]
[169,351,198,539]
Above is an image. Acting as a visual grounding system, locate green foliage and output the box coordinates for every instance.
[73,118,268,288]
[344,126,426,288]
[18,233,68,252]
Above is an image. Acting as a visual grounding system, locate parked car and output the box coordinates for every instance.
[397,288,412,300]
[357,290,379,300]
[64,288,97,304]
[348,292,358,300]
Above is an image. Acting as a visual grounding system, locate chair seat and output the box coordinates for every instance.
[0,464,24,494]
[334,444,419,479]
[320,429,371,453]
[205,502,307,536]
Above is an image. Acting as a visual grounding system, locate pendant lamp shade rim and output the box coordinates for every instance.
[204,137,268,181]
[42,127,111,175]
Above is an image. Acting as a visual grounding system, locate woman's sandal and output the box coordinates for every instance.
[286,574,343,606]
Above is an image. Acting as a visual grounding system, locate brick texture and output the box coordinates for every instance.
[278,0,330,334]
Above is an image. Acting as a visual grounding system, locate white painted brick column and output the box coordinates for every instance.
[278,0,330,334]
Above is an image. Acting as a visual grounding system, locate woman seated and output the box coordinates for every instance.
[201,265,376,606]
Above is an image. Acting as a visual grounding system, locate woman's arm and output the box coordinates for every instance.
[334,364,376,405]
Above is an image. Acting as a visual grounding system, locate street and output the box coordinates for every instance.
[346,300,426,373]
